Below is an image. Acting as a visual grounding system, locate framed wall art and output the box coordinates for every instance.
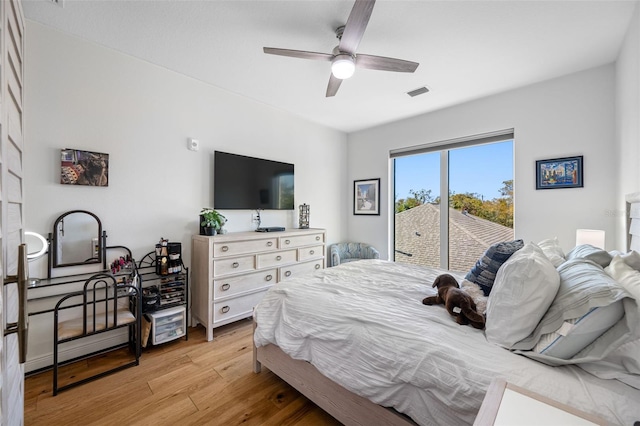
[61,148,109,187]
[354,178,380,215]
[535,156,583,190]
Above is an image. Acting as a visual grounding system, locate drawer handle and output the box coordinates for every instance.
[266,274,273,281]
[221,245,229,252]
[284,271,291,277]
[221,283,230,291]
[285,239,290,245]
[315,236,320,241]
[276,255,282,261]
[232,262,239,268]
[309,250,315,255]
[221,306,230,314]
[267,241,273,247]
[315,264,321,270]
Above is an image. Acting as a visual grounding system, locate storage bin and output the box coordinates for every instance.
[148,306,186,345]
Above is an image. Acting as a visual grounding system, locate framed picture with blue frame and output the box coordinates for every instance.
[535,155,583,190]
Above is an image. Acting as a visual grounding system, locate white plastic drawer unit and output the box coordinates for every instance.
[149,306,186,345]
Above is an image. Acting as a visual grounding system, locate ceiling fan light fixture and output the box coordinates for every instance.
[331,54,355,79]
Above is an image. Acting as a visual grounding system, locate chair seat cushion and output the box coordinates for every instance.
[58,308,136,340]
[341,258,362,264]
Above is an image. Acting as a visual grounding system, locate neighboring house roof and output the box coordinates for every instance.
[394,203,514,273]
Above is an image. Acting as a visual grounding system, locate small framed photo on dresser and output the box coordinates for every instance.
[354,178,380,215]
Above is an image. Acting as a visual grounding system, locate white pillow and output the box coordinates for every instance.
[575,258,640,386]
[513,257,628,351]
[529,256,633,359]
[620,250,640,272]
[485,242,560,349]
[565,244,612,267]
[606,255,640,298]
[515,256,639,386]
[537,237,565,267]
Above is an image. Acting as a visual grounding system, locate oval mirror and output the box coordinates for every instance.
[52,210,102,268]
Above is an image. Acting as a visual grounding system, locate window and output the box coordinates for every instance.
[393,131,514,271]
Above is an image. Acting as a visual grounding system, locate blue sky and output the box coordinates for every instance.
[394,140,513,201]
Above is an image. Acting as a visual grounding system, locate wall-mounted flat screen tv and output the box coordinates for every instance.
[214,151,294,210]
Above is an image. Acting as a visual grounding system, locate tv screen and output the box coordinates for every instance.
[214,151,294,210]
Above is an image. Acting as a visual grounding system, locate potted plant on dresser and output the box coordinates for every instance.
[200,208,226,236]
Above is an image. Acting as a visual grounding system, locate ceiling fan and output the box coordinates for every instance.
[263,0,419,97]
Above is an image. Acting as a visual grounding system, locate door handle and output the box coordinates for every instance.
[4,244,29,364]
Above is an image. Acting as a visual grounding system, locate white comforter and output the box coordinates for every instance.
[254,260,640,425]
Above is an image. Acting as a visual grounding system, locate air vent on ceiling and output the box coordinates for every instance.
[407,86,429,97]
[49,0,64,7]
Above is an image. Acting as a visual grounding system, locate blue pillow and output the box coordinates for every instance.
[465,239,524,296]
[533,302,625,359]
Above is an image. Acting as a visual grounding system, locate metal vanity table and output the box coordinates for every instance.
[25,210,140,376]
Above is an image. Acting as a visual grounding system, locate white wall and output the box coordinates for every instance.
[24,21,348,278]
[347,64,618,257]
[616,2,640,248]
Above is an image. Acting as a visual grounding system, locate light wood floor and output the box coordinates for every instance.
[25,319,342,425]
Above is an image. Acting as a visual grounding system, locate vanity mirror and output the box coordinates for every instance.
[48,210,107,277]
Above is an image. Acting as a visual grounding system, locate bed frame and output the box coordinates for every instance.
[252,319,416,426]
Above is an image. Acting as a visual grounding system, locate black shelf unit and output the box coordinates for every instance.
[137,251,189,342]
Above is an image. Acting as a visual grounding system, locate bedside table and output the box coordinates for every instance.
[474,379,607,426]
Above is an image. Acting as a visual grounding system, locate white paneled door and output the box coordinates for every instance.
[1,0,26,424]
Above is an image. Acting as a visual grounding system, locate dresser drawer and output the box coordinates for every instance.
[213,255,255,277]
[212,290,267,325]
[213,238,277,258]
[213,269,276,300]
[279,233,324,248]
[298,245,324,262]
[279,259,323,281]
[256,249,297,269]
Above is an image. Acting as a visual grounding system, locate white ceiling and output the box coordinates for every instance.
[23,0,635,133]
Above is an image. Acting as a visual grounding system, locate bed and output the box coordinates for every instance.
[253,228,640,425]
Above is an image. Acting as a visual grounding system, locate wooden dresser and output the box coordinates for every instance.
[191,228,326,341]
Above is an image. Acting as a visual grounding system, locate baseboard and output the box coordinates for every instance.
[25,329,129,374]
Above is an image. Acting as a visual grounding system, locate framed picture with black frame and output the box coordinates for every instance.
[354,178,380,215]
[535,156,583,190]
[60,148,109,187]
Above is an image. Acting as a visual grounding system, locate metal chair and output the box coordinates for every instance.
[53,272,141,395]
[329,242,380,267]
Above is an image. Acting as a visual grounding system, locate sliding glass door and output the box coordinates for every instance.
[393,135,513,271]
[394,152,441,268]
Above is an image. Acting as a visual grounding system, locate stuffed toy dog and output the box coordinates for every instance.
[422,274,485,329]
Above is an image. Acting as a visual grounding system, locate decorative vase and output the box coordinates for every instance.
[299,203,310,229]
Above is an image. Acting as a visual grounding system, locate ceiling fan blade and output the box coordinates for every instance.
[263,47,333,62]
[326,74,343,97]
[356,54,419,73]
[339,0,375,54]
